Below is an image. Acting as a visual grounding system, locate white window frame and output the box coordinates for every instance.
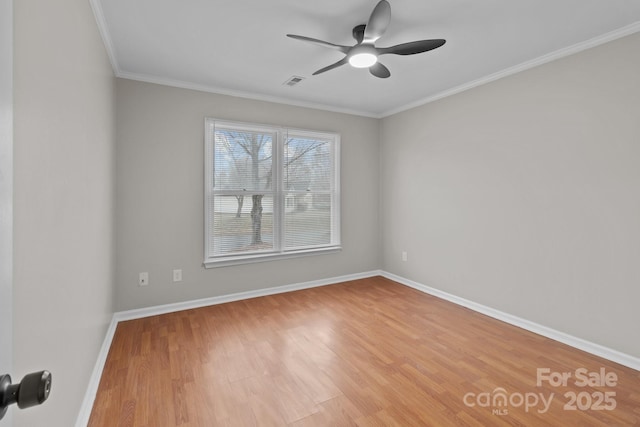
[204,118,341,268]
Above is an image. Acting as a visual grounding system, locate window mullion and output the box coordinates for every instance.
[273,128,284,253]
[204,118,340,267]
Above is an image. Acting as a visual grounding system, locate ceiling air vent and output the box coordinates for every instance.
[283,75,305,87]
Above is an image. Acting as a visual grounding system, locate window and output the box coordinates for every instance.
[204,119,340,267]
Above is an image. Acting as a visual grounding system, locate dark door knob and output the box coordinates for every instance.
[0,371,52,420]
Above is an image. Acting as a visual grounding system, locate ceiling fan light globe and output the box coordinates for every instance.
[349,53,378,68]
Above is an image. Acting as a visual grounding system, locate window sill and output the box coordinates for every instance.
[204,246,342,268]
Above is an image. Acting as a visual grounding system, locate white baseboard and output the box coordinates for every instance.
[75,315,119,427]
[76,269,639,425]
[381,271,640,372]
[74,270,381,426]
[114,270,381,321]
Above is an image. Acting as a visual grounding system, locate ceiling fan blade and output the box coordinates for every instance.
[369,62,390,79]
[363,0,391,43]
[312,57,349,75]
[286,34,350,54]
[379,39,446,56]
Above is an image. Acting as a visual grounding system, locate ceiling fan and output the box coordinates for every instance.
[287,0,446,79]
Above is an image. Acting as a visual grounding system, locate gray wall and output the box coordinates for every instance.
[115,79,380,311]
[13,0,115,425]
[9,2,639,424]
[380,32,640,357]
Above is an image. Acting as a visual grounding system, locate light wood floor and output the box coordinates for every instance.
[89,276,640,426]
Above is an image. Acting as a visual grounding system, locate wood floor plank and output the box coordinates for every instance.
[88,277,640,426]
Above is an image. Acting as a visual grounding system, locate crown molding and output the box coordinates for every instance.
[89,0,120,74]
[88,2,639,120]
[381,21,640,117]
[116,71,381,119]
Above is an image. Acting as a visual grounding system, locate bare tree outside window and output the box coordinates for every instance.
[205,119,339,265]
[214,130,273,250]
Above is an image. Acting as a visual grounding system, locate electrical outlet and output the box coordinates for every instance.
[173,269,182,282]
[139,272,149,286]
[402,251,408,262]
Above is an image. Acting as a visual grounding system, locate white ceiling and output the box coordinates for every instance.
[93,0,640,117]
